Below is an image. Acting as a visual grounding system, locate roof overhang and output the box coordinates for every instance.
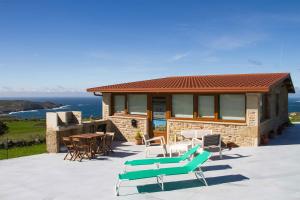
[87,73,295,94]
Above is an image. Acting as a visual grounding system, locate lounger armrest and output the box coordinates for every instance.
[192,138,202,147]
[145,136,165,145]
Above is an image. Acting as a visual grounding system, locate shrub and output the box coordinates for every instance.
[0,121,9,136]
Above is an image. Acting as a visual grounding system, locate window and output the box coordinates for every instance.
[198,95,215,118]
[128,94,147,115]
[113,95,125,114]
[220,94,245,120]
[172,94,193,118]
[260,94,270,122]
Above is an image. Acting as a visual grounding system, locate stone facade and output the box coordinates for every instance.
[259,85,289,138]
[102,93,111,120]
[108,115,148,142]
[99,84,289,147]
[167,93,260,147]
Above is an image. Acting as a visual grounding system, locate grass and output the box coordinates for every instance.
[0,120,45,142]
[289,112,300,123]
[0,143,46,160]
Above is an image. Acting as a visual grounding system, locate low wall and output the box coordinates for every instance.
[167,119,259,147]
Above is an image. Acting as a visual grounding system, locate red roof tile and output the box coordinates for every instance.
[87,73,294,93]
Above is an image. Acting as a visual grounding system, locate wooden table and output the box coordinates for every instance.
[70,133,105,159]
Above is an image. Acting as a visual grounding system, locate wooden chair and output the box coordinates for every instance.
[62,137,75,160]
[105,132,115,154]
[95,134,106,155]
[72,137,91,161]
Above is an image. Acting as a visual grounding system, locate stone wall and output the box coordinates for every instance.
[167,120,258,146]
[103,93,261,146]
[259,85,289,137]
[108,115,148,142]
[102,93,111,120]
[46,110,110,153]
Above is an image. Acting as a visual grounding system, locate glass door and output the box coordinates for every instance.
[151,96,167,142]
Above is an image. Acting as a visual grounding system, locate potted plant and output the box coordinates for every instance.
[135,130,143,145]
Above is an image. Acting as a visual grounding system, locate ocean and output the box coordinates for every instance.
[1,97,102,119]
[1,96,299,119]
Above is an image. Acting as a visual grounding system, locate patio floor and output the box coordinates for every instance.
[1,125,300,200]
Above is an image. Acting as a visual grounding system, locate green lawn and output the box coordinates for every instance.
[0,143,46,160]
[289,112,300,123]
[0,120,45,142]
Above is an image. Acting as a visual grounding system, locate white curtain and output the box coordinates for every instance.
[220,94,245,120]
[114,95,125,113]
[172,94,193,118]
[128,94,147,115]
[198,95,214,118]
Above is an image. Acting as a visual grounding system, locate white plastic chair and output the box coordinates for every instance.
[169,130,195,157]
[143,135,167,157]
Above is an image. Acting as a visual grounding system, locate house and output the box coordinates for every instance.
[87,73,295,147]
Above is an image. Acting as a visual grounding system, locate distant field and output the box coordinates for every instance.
[0,143,46,160]
[290,112,300,123]
[0,120,45,142]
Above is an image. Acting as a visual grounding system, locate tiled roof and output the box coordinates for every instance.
[87,73,294,93]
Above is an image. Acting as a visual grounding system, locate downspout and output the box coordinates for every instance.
[93,92,103,96]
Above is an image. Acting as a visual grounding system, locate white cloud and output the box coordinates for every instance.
[206,33,265,51]
[0,86,91,97]
[248,59,263,66]
[171,52,189,61]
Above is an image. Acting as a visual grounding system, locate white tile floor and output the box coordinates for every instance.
[0,125,300,200]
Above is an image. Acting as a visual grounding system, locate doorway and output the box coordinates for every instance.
[151,96,167,142]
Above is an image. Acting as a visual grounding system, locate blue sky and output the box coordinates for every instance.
[0,0,299,97]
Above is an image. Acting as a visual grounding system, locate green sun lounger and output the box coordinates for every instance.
[116,150,211,196]
[124,145,200,169]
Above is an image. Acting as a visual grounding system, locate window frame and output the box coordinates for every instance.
[196,94,217,120]
[111,93,149,117]
[171,94,194,118]
[112,94,126,115]
[260,93,270,122]
[111,93,127,115]
[170,93,246,123]
[127,94,148,115]
[110,92,246,123]
[218,94,246,121]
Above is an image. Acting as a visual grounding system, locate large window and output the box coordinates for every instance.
[198,95,215,118]
[220,94,245,120]
[172,94,193,118]
[260,94,270,122]
[128,94,147,115]
[113,95,125,114]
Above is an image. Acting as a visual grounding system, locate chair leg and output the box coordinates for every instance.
[115,179,121,196]
[63,152,70,160]
[219,148,222,159]
[145,149,149,158]
[195,168,208,186]
[156,175,164,191]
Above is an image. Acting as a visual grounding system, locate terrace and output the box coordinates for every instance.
[0,124,300,200]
